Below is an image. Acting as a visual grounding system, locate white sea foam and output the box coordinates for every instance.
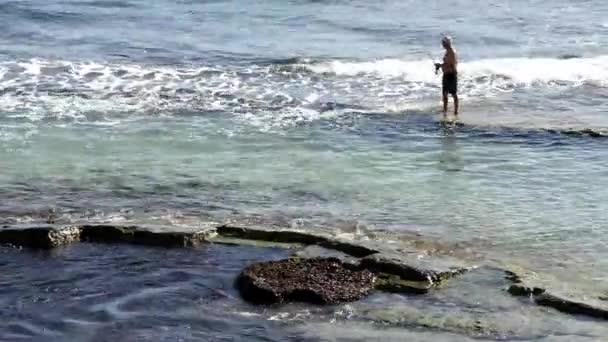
[0,56,606,130]
[303,55,608,86]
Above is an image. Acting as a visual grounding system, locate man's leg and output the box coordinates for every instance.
[452,93,459,116]
[442,91,448,116]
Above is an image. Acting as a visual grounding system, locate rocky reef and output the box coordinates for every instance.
[237,257,377,305]
[2,222,607,321]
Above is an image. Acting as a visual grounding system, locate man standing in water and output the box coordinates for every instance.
[435,36,459,117]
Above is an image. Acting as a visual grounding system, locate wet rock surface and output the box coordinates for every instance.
[216,225,377,257]
[80,224,213,247]
[291,245,360,266]
[237,257,377,305]
[360,252,475,285]
[374,275,433,294]
[0,224,215,248]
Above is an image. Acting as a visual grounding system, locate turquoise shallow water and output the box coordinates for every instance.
[2,114,607,282]
[1,0,608,339]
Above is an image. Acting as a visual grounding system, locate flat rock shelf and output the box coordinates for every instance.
[2,223,608,322]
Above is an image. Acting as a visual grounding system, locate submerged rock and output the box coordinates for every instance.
[535,293,608,320]
[506,270,608,320]
[374,274,433,294]
[291,245,360,266]
[558,54,581,60]
[558,128,607,138]
[507,283,545,297]
[237,257,377,305]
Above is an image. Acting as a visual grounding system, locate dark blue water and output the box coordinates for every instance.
[3,0,608,62]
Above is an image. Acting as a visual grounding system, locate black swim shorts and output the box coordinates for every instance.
[442,72,458,95]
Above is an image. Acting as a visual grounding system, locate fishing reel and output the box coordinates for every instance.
[434,63,442,74]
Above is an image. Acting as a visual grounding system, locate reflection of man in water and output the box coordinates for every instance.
[435,36,459,117]
[439,127,464,172]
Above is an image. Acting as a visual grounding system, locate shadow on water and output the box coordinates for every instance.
[315,110,608,147]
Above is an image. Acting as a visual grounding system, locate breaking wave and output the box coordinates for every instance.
[302,55,608,84]
[0,55,606,129]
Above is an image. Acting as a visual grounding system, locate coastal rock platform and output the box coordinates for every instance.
[2,223,607,321]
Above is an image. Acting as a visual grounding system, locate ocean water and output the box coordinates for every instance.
[1,0,608,340]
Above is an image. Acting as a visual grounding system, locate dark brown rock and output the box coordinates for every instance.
[559,128,607,138]
[79,225,211,247]
[535,293,608,320]
[580,128,604,138]
[318,239,377,258]
[237,257,377,305]
[0,225,80,249]
[504,270,521,283]
[79,225,137,243]
[507,284,545,297]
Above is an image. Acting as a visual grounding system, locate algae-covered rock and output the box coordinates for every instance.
[0,224,80,249]
[237,257,377,305]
